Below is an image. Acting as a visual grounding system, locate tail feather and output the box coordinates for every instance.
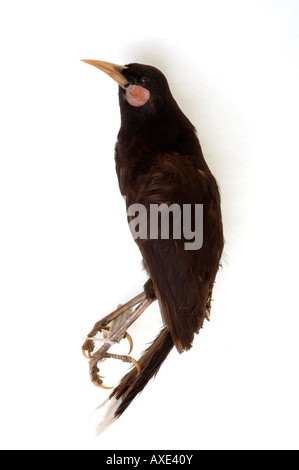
[109,328,174,417]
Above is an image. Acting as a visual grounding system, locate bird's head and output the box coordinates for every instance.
[81,60,175,121]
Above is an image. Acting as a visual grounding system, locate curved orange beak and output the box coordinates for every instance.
[81,60,129,89]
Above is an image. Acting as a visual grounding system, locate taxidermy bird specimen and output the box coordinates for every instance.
[81,60,224,418]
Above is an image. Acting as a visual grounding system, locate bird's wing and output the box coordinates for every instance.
[127,153,222,353]
[139,238,208,353]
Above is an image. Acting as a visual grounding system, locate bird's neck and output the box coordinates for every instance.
[118,107,199,158]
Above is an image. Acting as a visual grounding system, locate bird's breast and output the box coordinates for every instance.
[115,137,159,196]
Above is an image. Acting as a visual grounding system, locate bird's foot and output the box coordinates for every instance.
[82,291,145,359]
[89,350,141,389]
[82,322,110,360]
[82,293,152,389]
[82,310,134,360]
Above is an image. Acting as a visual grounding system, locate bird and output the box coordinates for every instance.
[81,60,224,419]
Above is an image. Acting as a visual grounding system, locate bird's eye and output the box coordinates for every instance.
[140,76,150,86]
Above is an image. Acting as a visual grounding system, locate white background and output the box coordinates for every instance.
[1,0,299,450]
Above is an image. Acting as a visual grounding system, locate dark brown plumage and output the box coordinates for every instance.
[82,60,224,419]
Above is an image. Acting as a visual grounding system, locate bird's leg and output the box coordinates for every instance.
[82,291,146,359]
[88,297,153,388]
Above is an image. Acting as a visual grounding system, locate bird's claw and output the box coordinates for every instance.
[124,332,134,355]
[90,364,113,389]
[89,350,141,389]
[82,329,134,359]
[82,339,95,359]
[82,318,111,359]
[89,351,141,388]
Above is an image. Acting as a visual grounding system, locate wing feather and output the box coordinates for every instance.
[125,153,223,352]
